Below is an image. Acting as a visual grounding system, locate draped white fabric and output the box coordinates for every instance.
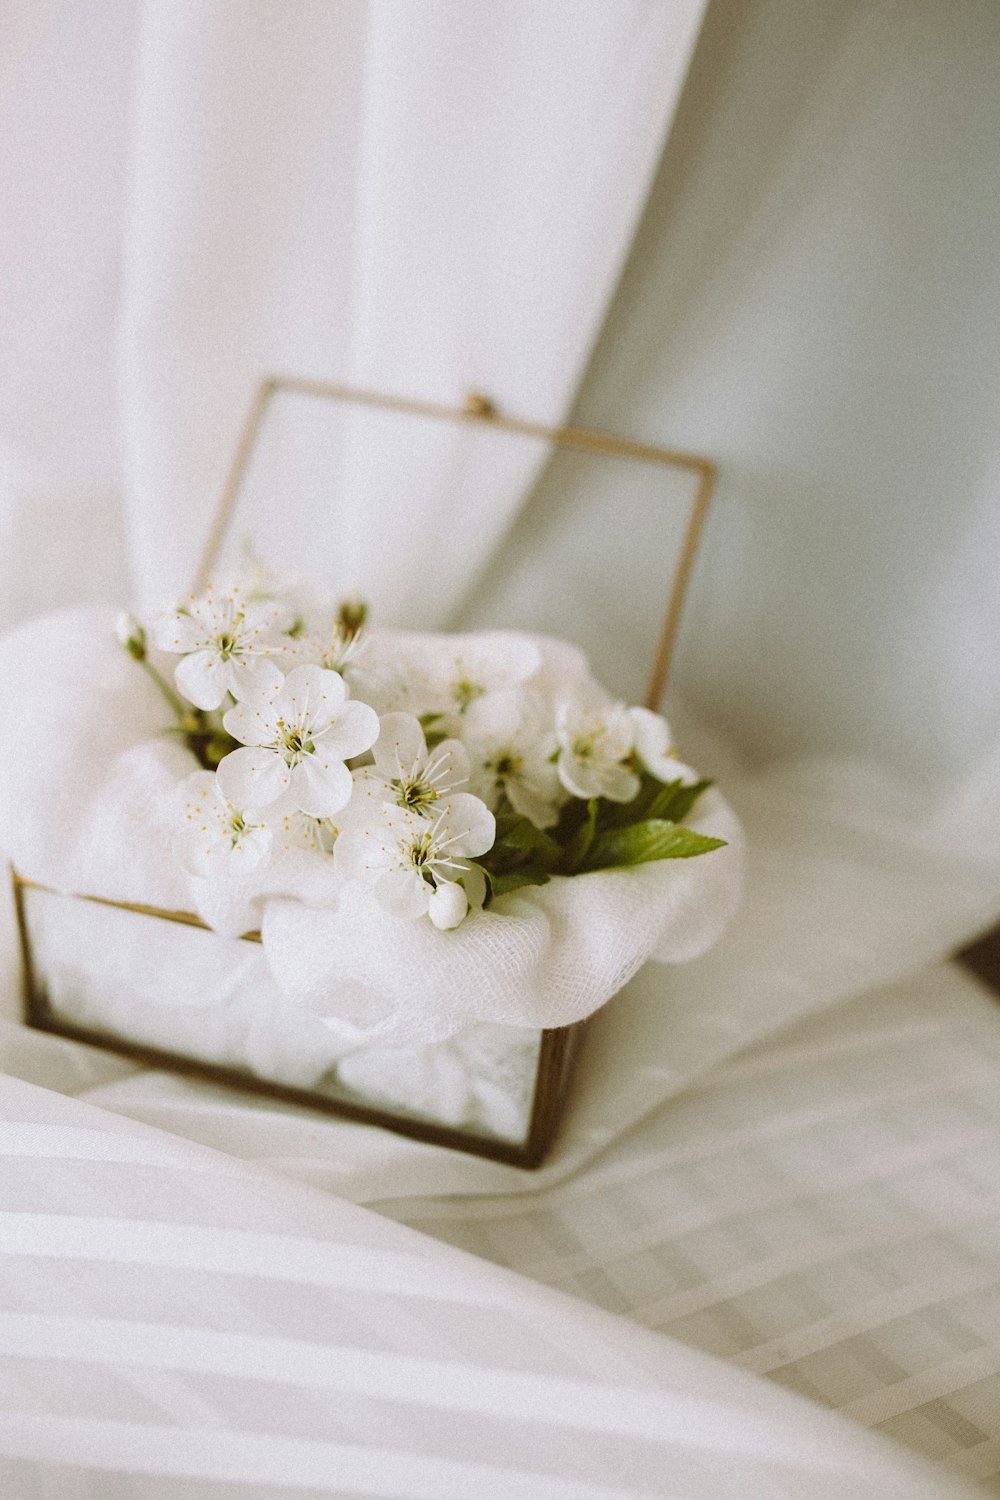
[0,1069,978,1498]
[1,0,1000,1493]
[391,962,1000,1492]
[119,0,707,618]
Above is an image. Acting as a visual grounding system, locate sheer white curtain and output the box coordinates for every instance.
[0,0,706,622]
[117,0,707,616]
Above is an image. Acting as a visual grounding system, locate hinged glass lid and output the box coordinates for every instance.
[196,378,716,709]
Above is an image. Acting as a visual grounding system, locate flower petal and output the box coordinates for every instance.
[226,654,284,703]
[372,712,426,780]
[217,746,291,810]
[599,764,642,803]
[463,688,524,742]
[183,831,231,880]
[227,824,273,874]
[460,861,487,910]
[177,774,228,878]
[600,705,636,761]
[333,828,380,880]
[629,706,671,764]
[178,768,217,809]
[222,661,283,741]
[556,754,608,801]
[150,612,206,655]
[428,792,496,858]
[506,777,560,829]
[315,699,381,761]
[335,768,395,829]
[421,737,471,794]
[279,664,347,730]
[554,756,617,804]
[375,867,430,919]
[291,755,354,818]
[175,650,226,710]
[458,634,541,690]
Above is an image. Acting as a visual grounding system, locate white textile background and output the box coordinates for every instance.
[1,1,1000,1491]
[0,1071,977,1500]
[1,0,996,1161]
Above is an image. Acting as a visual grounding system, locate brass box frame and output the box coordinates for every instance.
[15,379,717,1168]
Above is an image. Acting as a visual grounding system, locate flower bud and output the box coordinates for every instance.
[427,879,469,931]
[115,613,147,660]
[337,598,368,637]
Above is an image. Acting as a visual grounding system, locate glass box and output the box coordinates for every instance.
[15,381,716,1166]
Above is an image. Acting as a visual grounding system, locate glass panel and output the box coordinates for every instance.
[211,385,703,704]
[22,886,542,1150]
[457,440,698,707]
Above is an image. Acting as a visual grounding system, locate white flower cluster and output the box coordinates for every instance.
[137,568,700,932]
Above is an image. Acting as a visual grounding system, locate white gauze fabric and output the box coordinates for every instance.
[0,606,744,1053]
[0,605,191,910]
[264,789,742,1046]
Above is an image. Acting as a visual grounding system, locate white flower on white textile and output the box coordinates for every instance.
[217,663,379,817]
[150,580,294,710]
[366,633,541,733]
[435,636,541,733]
[268,808,339,858]
[464,697,563,828]
[334,793,495,928]
[628,706,700,786]
[284,620,368,678]
[177,771,272,879]
[235,543,312,617]
[555,699,640,803]
[344,712,471,825]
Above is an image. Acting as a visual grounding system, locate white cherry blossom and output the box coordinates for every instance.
[234,545,314,618]
[360,632,541,732]
[343,712,470,827]
[434,636,540,734]
[555,699,640,803]
[334,793,495,926]
[177,771,272,879]
[268,808,339,858]
[151,580,293,710]
[464,697,562,828]
[218,663,379,817]
[284,619,369,677]
[628,706,700,786]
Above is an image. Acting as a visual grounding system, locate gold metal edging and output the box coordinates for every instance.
[194,376,717,706]
[523,1023,580,1167]
[10,865,568,1170]
[10,872,261,941]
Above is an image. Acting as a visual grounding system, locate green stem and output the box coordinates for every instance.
[138,658,190,722]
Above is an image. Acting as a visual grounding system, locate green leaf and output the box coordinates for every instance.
[416,712,448,750]
[552,792,595,843]
[558,799,598,873]
[485,868,552,900]
[582,819,726,871]
[642,778,684,820]
[495,816,563,871]
[591,771,662,828]
[648,778,712,825]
